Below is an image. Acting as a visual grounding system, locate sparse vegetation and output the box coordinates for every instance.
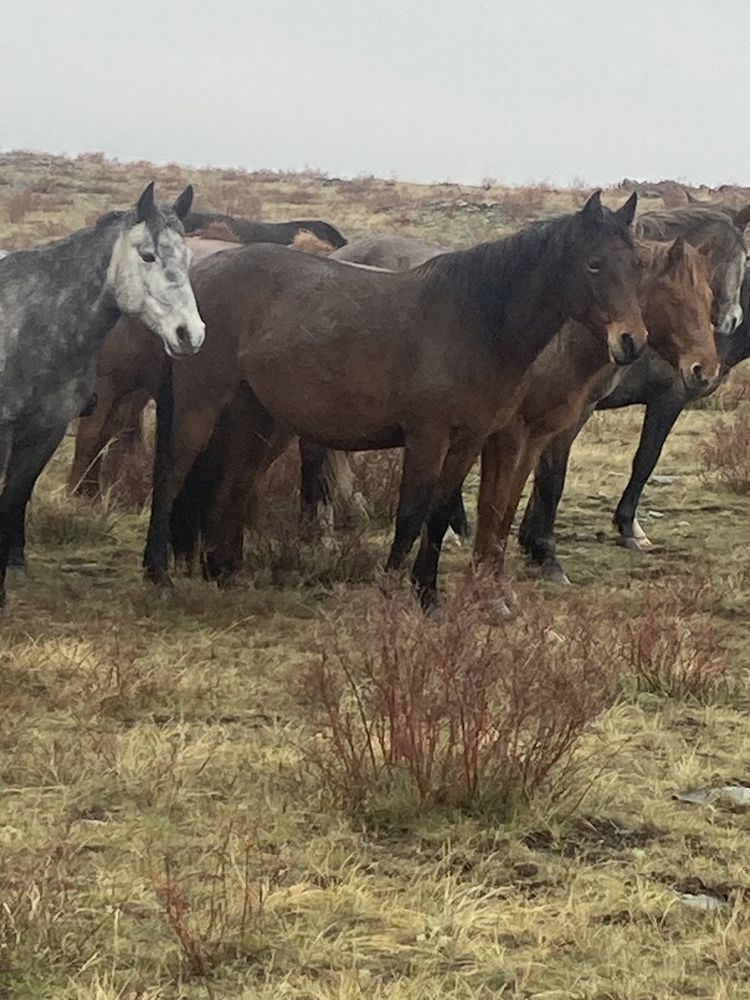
[0,150,748,999]
[302,582,620,820]
[701,403,750,493]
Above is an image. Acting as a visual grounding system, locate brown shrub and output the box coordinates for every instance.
[150,825,283,978]
[701,409,750,493]
[612,586,727,700]
[301,580,620,820]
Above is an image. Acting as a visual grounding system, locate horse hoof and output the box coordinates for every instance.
[319,536,342,553]
[541,560,571,586]
[619,536,652,553]
[443,527,463,550]
[483,597,514,624]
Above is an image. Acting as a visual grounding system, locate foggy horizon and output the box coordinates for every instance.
[3,0,749,190]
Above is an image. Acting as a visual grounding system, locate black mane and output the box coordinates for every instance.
[418,212,624,338]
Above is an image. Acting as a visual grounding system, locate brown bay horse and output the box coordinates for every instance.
[472,237,720,590]
[143,192,647,612]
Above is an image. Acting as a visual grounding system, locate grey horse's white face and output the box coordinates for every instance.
[713,251,746,336]
[106,184,205,359]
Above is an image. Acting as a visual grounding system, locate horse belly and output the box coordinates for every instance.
[239,320,407,448]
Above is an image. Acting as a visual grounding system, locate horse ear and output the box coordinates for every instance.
[733,202,750,231]
[580,190,604,225]
[697,235,718,259]
[135,182,156,223]
[173,185,194,221]
[616,191,638,226]
[665,236,687,271]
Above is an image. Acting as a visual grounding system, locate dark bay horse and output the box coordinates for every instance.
[0,183,204,609]
[143,192,647,611]
[473,237,719,589]
[182,210,347,250]
[518,204,750,581]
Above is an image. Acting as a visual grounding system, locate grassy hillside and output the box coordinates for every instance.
[1,151,750,1000]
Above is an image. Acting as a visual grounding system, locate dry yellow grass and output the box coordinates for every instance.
[1,152,750,999]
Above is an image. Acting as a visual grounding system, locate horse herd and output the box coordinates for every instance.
[1,181,749,617]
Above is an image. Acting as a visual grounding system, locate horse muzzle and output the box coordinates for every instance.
[608,330,645,366]
[681,361,720,394]
[163,320,206,359]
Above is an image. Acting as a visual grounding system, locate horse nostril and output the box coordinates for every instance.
[175,325,190,345]
[620,332,636,363]
[691,363,705,383]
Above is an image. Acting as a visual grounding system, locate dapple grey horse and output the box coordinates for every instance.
[0,182,205,609]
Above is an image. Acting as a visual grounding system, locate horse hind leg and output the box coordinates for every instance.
[299,441,334,541]
[518,420,584,586]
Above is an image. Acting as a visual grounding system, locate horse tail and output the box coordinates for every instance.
[143,361,173,574]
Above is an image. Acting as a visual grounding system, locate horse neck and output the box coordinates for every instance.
[554,321,609,379]
[718,322,750,369]
[47,220,122,344]
[431,223,571,370]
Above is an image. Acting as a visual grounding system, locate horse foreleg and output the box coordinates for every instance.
[410,444,482,613]
[385,432,450,573]
[0,426,66,610]
[299,441,333,540]
[517,417,588,585]
[202,387,291,584]
[143,366,222,587]
[473,426,524,571]
[448,490,471,539]
[613,390,685,551]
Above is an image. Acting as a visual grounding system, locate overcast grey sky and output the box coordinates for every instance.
[1,0,747,187]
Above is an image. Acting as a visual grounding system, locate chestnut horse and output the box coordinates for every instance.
[143,192,647,611]
[472,237,720,592]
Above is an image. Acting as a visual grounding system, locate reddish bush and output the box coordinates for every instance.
[302,581,620,818]
[150,825,283,978]
[613,586,726,700]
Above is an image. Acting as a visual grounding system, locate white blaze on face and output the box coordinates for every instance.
[107,222,205,358]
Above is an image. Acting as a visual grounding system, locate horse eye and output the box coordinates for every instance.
[587,260,602,274]
[140,251,156,264]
